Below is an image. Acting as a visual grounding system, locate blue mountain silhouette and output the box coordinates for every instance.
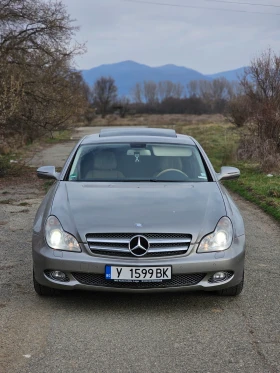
[81,60,246,96]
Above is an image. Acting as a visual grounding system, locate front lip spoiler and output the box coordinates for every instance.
[39,273,240,293]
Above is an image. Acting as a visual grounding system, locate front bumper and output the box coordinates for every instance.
[33,235,245,293]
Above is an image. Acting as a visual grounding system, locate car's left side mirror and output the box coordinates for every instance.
[217,166,240,181]
[37,166,60,180]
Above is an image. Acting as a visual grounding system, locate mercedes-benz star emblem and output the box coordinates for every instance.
[129,235,150,257]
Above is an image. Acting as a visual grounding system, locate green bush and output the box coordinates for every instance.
[0,156,11,177]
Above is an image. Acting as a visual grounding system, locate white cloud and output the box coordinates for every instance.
[62,0,280,73]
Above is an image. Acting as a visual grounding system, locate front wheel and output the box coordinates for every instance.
[218,272,244,296]
[33,271,59,296]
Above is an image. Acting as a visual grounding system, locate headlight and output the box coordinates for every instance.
[45,216,81,252]
[197,217,233,253]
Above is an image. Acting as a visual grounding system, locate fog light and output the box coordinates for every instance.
[50,270,67,281]
[213,272,227,281]
[208,271,234,284]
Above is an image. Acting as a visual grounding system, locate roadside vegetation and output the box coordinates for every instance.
[0,0,88,168]
[175,122,280,221]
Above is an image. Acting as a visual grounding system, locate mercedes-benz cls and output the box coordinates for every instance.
[32,128,245,296]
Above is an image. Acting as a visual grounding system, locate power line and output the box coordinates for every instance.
[122,0,280,16]
[205,0,280,9]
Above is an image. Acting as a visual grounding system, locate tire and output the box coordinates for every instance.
[33,271,59,296]
[218,272,244,296]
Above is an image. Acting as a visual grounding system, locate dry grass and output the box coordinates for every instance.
[89,113,227,128]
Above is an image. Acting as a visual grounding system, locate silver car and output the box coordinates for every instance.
[33,128,245,296]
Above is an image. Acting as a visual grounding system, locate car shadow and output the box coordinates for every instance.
[42,288,239,314]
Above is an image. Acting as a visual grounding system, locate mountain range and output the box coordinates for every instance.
[81,60,246,96]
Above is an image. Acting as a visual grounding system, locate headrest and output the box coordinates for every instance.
[93,151,117,170]
[158,157,182,171]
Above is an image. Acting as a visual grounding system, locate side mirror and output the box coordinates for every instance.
[37,166,60,180]
[217,166,240,181]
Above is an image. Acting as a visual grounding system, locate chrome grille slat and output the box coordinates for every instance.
[89,246,129,253]
[86,233,192,258]
[149,246,189,253]
[87,238,129,244]
[87,233,191,240]
[148,238,191,244]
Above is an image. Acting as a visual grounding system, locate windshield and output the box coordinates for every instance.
[67,143,209,182]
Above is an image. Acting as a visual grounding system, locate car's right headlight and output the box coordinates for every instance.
[197,217,233,253]
[45,216,81,252]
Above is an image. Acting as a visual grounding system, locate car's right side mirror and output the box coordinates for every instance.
[217,166,240,181]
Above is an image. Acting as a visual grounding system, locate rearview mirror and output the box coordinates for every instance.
[217,166,240,181]
[37,166,60,180]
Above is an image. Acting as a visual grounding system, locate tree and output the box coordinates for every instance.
[173,83,184,99]
[143,81,158,104]
[92,76,117,118]
[130,83,143,103]
[226,49,280,170]
[226,95,251,127]
[0,0,87,144]
[115,96,130,118]
[240,49,280,145]
[158,81,174,102]
[187,80,199,97]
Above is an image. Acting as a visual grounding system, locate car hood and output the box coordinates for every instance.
[51,182,226,243]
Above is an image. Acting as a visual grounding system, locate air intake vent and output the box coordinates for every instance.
[72,273,206,288]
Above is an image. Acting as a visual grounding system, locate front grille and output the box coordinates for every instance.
[86,233,192,258]
[72,272,206,289]
[90,249,188,258]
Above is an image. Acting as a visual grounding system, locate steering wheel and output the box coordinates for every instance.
[155,169,188,179]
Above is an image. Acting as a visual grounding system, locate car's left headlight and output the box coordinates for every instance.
[197,217,233,253]
[45,216,81,252]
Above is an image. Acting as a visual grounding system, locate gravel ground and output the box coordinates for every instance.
[0,127,279,373]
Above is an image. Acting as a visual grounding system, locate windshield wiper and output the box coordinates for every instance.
[121,179,187,182]
[75,179,188,183]
[149,179,187,182]
[127,179,185,182]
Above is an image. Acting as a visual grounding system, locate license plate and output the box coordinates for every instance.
[105,266,172,282]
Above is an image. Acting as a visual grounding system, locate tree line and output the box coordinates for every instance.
[90,76,241,117]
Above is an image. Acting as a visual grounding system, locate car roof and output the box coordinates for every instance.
[81,127,195,145]
[99,128,177,138]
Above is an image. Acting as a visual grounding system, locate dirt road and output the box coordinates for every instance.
[0,127,279,373]
[28,127,104,167]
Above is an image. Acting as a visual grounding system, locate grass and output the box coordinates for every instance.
[43,180,55,192]
[0,199,13,204]
[0,155,12,177]
[173,122,280,222]
[44,130,71,143]
[90,113,226,128]
[18,202,30,206]
[174,123,240,171]
[225,166,280,221]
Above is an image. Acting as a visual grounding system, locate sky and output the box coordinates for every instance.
[61,0,280,74]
